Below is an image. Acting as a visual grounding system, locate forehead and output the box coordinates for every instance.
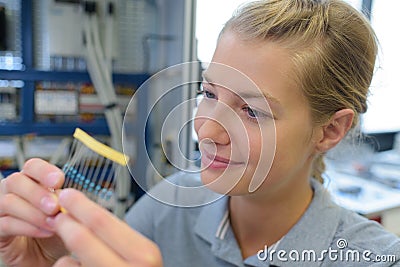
[202,64,266,99]
[206,32,302,103]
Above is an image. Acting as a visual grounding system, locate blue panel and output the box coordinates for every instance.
[0,70,150,84]
[0,120,110,136]
[21,0,33,69]
[20,81,34,123]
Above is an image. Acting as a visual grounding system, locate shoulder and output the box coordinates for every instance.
[132,171,222,208]
[124,171,223,237]
[332,207,400,263]
[313,178,400,263]
[274,179,400,266]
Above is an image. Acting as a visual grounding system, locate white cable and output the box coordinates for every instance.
[82,8,120,133]
[85,14,121,162]
[82,6,130,217]
[49,137,71,165]
[84,16,108,103]
[104,1,114,72]
[91,15,114,100]
[90,14,123,151]
[13,137,25,171]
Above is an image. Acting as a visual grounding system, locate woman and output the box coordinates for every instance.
[0,0,399,266]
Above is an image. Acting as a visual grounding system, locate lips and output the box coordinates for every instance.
[201,150,243,169]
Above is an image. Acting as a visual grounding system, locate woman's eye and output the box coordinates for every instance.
[243,106,273,120]
[244,107,258,118]
[203,90,216,99]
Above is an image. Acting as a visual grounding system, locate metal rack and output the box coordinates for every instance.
[0,69,149,135]
[0,0,150,201]
[0,0,149,136]
[1,0,198,204]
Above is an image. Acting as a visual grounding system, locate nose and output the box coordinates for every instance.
[195,115,230,146]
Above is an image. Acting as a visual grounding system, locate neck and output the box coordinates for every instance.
[229,174,313,259]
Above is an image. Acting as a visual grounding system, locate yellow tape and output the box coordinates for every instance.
[73,128,129,166]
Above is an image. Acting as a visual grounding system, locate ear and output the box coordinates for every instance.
[315,109,354,153]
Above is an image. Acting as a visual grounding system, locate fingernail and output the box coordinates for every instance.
[38,228,54,237]
[46,216,56,229]
[58,188,72,203]
[40,194,58,214]
[44,172,61,188]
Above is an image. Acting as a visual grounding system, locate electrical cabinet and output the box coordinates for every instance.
[0,0,198,199]
[0,0,150,135]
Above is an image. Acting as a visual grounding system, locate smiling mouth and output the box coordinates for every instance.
[201,150,243,169]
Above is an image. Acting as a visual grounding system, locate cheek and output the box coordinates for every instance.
[247,133,262,160]
[273,122,314,164]
[247,123,275,161]
[238,126,263,164]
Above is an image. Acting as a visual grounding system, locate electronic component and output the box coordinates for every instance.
[34,90,78,115]
[62,128,129,211]
[0,86,18,121]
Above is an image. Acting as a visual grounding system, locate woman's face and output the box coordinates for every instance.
[194,31,319,196]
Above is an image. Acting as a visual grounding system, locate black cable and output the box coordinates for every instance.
[0,5,7,51]
[83,1,97,14]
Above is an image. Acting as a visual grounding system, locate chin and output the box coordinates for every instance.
[200,169,251,196]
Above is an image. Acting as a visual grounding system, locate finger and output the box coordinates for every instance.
[0,193,55,231]
[0,216,53,238]
[0,173,60,215]
[51,213,126,267]
[58,189,162,265]
[22,158,64,188]
[53,255,82,267]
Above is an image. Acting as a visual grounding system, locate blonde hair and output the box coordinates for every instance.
[222,0,378,182]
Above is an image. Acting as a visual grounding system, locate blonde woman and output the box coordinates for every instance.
[0,0,399,266]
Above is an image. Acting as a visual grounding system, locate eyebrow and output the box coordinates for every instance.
[201,72,281,105]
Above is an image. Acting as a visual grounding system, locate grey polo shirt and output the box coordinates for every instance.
[125,172,400,266]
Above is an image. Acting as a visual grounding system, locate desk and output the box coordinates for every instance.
[325,169,400,235]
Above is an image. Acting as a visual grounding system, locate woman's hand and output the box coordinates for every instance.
[48,189,163,267]
[0,158,67,266]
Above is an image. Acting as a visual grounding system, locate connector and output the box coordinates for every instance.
[83,1,97,14]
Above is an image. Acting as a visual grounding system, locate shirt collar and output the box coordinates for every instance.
[194,196,246,265]
[269,179,341,266]
[194,179,342,267]
[194,194,229,244]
